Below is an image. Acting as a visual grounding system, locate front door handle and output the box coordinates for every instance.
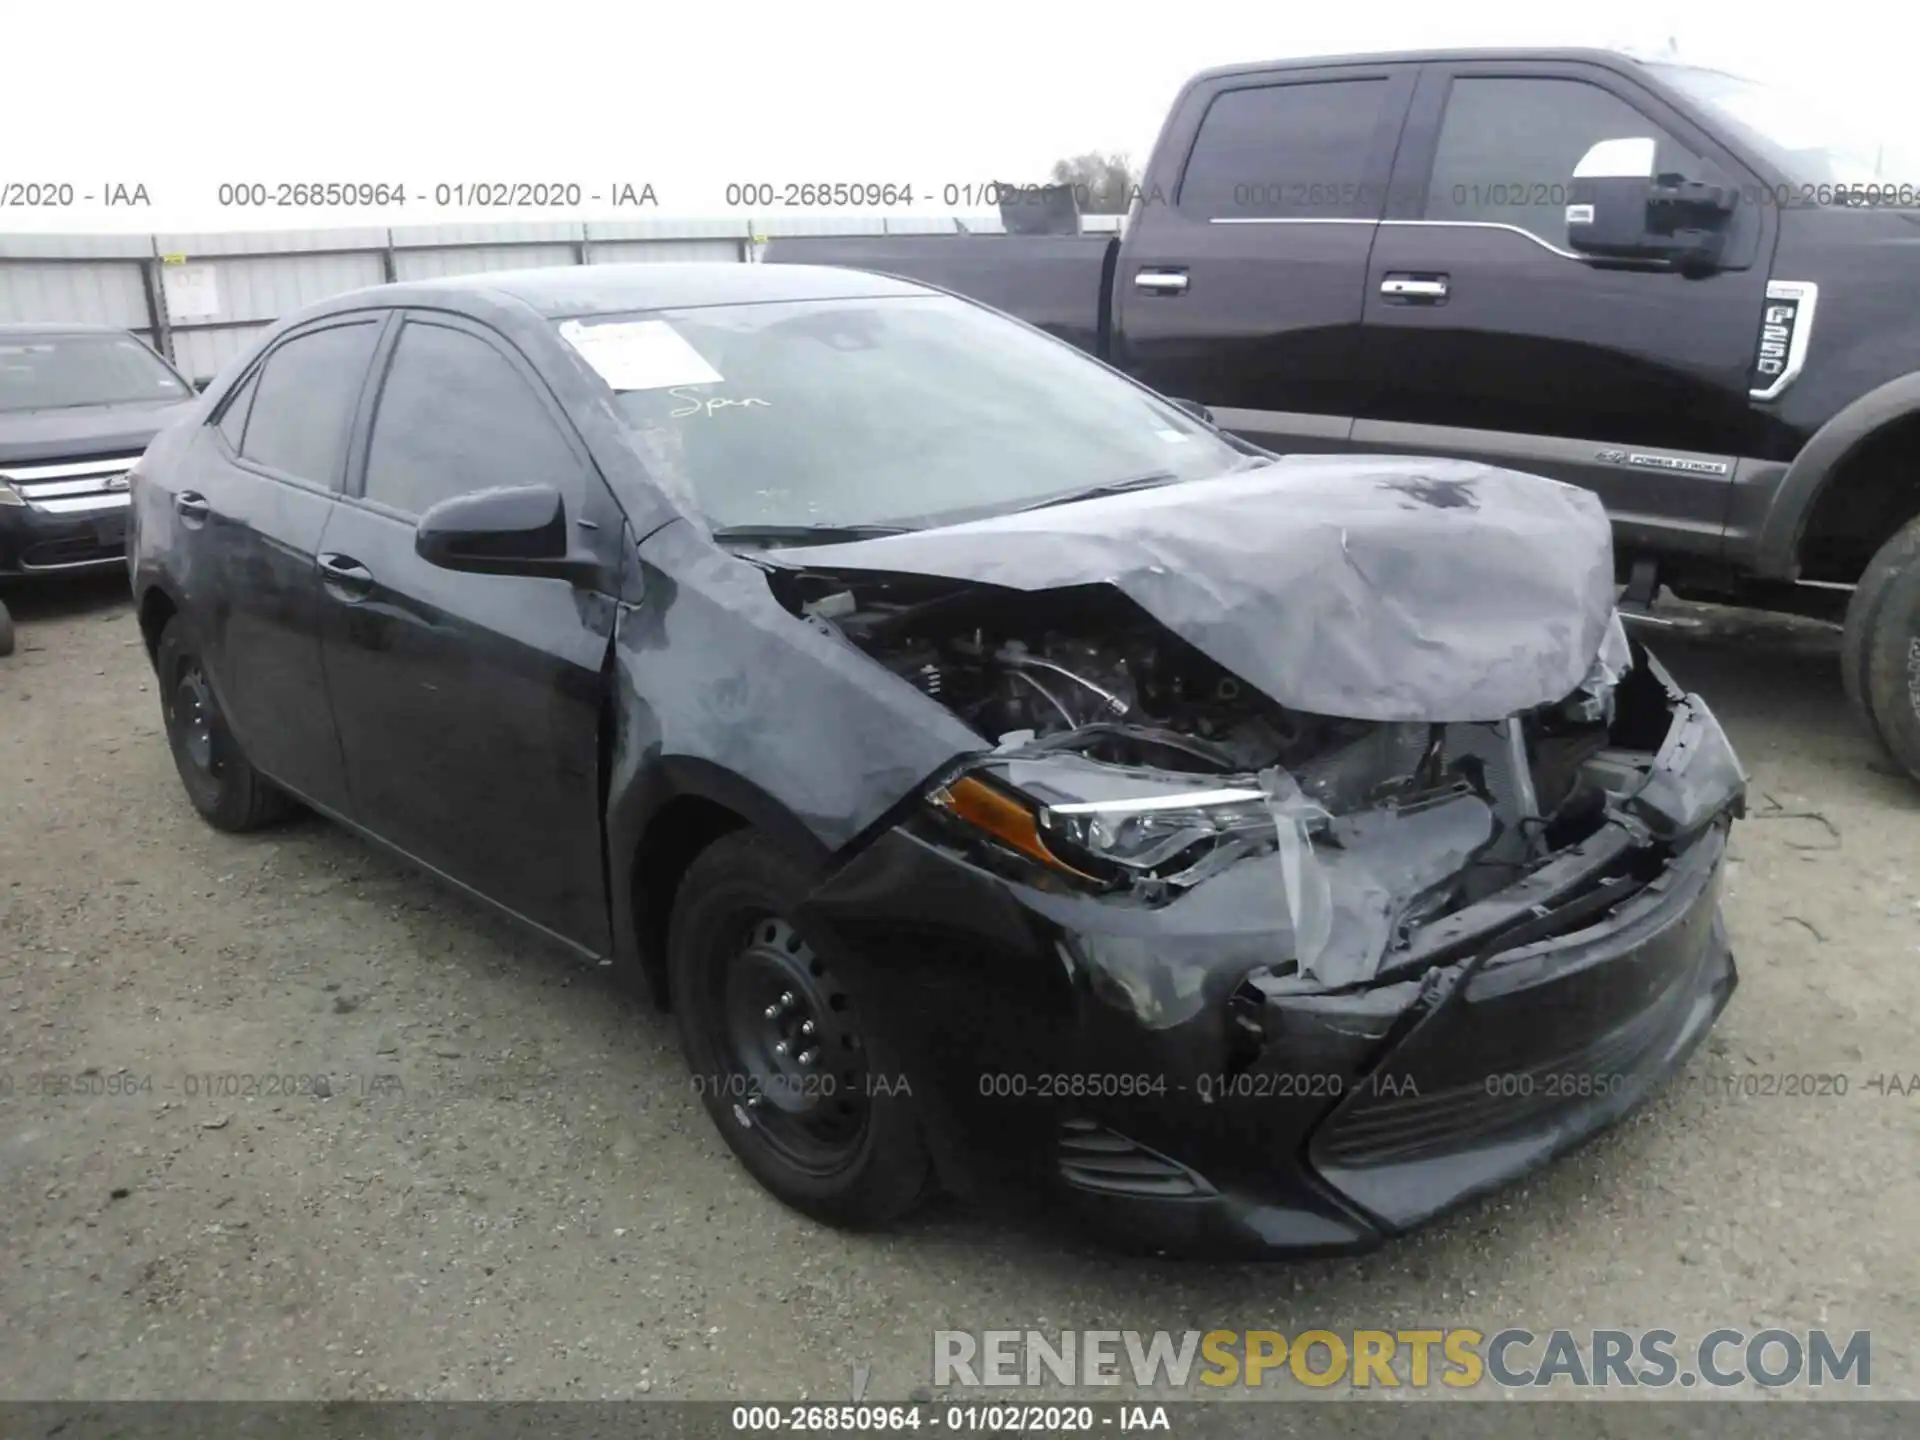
[1380,274,1450,302]
[175,492,211,526]
[317,552,375,600]
[1134,268,1190,294]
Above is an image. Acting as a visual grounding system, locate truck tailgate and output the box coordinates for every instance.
[761,234,1119,358]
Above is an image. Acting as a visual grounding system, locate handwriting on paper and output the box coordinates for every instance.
[669,387,771,419]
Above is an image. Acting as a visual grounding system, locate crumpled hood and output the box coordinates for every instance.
[762,454,1616,723]
[0,400,195,465]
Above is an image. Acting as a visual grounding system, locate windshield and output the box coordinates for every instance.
[0,333,192,413]
[563,294,1249,534]
[1652,63,1918,195]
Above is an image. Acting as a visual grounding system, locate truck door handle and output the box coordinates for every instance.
[175,492,211,526]
[1134,268,1189,294]
[317,552,375,600]
[1380,274,1449,302]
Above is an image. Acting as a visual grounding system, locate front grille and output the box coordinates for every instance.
[23,533,123,568]
[1,453,142,516]
[1315,955,1700,1168]
[1057,1119,1216,1198]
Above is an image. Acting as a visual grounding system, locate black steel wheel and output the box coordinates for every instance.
[668,830,930,1228]
[155,616,291,832]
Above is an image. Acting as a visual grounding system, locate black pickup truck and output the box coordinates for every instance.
[767,47,1920,782]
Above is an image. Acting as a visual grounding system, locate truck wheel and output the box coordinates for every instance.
[1840,520,1918,743]
[0,599,13,658]
[155,616,293,831]
[1857,515,1920,782]
[668,829,931,1229]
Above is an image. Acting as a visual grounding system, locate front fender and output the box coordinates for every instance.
[1754,370,1920,579]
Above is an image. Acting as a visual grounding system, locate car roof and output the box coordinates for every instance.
[0,322,143,339]
[1186,45,1662,84]
[313,262,936,322]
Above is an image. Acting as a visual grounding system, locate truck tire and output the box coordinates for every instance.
[668,829,931,1230]
[0,599,13,658]
[155,615,293,831]
[1856,515,1920,782]
[1840,521,1917,743]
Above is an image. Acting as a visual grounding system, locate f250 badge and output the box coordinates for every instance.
[1750,280,1819,400]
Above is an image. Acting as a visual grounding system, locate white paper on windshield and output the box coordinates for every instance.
[559,319,723,391]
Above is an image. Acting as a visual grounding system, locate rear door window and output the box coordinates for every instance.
[238,321,381,489]
[1179,78,1403,220]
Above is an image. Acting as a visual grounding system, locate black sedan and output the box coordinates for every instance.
[128,263,1742,1256]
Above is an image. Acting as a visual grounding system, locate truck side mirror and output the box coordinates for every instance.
[1567,137,1736,276]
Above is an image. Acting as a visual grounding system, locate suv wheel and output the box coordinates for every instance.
[1850,515,1920,781]
[156,616,293,831]
[668,829,930,1229]
[0,598,13,658]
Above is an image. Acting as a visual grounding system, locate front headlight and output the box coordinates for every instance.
[928,756,1286,887]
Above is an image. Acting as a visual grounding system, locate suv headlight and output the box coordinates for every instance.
[927,756,1286,886]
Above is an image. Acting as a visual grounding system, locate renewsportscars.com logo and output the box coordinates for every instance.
[933,1328,1872,1391]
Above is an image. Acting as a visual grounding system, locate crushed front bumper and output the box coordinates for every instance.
[797,688,1741,1259]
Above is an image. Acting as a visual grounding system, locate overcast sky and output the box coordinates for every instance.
[12,0,1920,231]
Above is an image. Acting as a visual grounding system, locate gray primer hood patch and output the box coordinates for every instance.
[762,455,1616,723]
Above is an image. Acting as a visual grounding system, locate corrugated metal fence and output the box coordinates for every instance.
[0,214,1125,382]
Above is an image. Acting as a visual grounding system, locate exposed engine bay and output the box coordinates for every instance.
[789,572,1629,835]
[753,548,1739,989]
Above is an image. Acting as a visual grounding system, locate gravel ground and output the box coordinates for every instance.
[1,575,1915,1404]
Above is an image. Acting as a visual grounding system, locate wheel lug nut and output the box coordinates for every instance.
[800,1021,815,1037]
[797,1048,819,1066]
[773,1041,789,1057]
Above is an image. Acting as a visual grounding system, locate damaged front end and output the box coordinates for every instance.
[789,567,1737,990]
[774,563,1744,1255]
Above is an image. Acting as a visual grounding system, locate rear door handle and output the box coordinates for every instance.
[1134,268,1190,294]
[175,492,211,526]
[1380,274,1449,302]
[317,551,375,600]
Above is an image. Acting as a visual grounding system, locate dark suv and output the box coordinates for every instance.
[128,263,1742,1257]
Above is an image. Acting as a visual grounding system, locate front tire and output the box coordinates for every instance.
[1840,520,1917,746]
[668,829,930,1229]
[1854,515,1920,782]
[156,616,292,831]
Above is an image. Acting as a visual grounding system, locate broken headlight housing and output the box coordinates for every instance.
[928,754,1285,887]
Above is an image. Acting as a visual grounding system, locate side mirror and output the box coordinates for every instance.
[1567,137,1736,274]
[1169,396,1215,426]
[414,484,597,582]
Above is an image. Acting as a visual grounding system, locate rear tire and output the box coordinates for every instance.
[1840,520,1917,745]
[1856,516,1920,783]
[668,829,930,1229]
[156,616,292,831]
[0,599,13,658]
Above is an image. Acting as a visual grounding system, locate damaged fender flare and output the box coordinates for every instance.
[608,754,841,1006]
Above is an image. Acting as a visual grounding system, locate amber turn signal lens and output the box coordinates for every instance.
[930,775,1100,882]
